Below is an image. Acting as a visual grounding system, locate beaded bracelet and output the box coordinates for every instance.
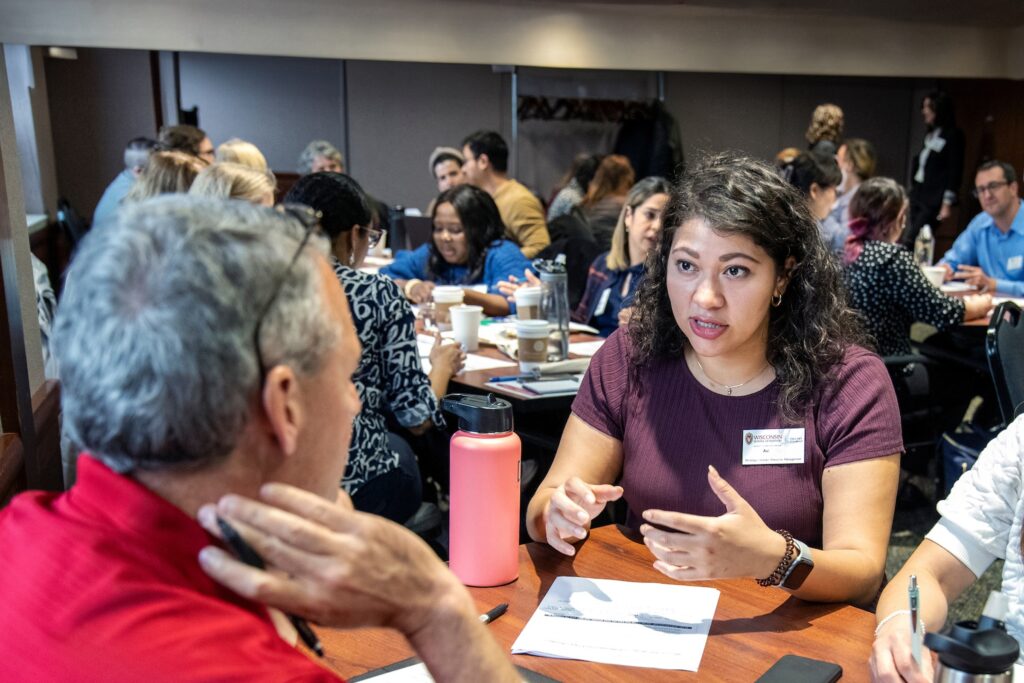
[874,609,912,636]
[756,529,796,587]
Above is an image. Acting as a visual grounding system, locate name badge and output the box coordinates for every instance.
[1008,255,1023,272]
[741,428,805,465]
[929,136,946,153]
[593,288,612,317]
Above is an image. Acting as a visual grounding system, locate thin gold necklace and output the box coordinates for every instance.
[693,356,771,396]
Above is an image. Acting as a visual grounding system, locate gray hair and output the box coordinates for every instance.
[52,195,337,473]
[298,139,345,174]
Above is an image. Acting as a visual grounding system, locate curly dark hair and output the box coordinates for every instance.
[629,152,866,423]
[428,184,504,284]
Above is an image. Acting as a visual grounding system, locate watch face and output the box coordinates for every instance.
[783,560,814,590]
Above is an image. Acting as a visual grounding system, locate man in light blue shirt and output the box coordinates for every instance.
[940,160,1024,296]
[92,137,155,229]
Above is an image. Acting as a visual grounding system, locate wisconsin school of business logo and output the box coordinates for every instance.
[745,432,753,445]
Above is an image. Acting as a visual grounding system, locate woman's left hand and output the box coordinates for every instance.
[639,465,787,581]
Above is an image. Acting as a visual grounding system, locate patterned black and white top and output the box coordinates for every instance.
[845,240,965,356]
[333,258,444,493]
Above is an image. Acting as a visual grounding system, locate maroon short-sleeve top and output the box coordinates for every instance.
[571,329,903,548]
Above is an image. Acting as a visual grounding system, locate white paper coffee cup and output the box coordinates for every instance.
[432,286,465,330]
[515,286,542,321]
[450,305,483,352]
[516,319,550,372]
[922,266,945,289]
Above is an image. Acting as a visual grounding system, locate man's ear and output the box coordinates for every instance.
[478,153,491,172]
[261,365,303,457]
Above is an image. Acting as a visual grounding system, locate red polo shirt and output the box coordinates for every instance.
[0,456,340,682]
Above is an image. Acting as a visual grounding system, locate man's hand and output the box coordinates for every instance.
[953,265,997,293]
[197,483,464,637]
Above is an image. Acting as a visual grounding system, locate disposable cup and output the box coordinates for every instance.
[923,266,946,289]
[515,286,542,320]
[450,305,483,352]
[433,286,464,331]
[516,319,550,372]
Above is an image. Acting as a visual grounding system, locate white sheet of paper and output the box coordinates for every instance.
[511,577,719,671]
[940,281,975,293]
[993,296,1024,308]
[354,661,434,682]
[417,334,516,374]
[568,340,605,357]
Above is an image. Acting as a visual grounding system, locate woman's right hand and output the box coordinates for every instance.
[428,332,466,378]
[409,280,436,304]
[869,617,934,683]
[542,477,623,555]
[963,293,993,320]
[497,269,542,302]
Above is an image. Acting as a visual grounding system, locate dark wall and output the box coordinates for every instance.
[44,49,156,220]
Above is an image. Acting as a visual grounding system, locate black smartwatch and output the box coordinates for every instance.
[780,539,814,589]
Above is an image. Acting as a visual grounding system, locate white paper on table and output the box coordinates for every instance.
[941,282,975,293]
[568,340,605,357]
[993,296,1024,308]
[353,661,434,682]
[416,333,516,374]
[511,577,719,671]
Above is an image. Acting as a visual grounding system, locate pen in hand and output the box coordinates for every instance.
[216,517,325,658]
[909,574,922,667]
[480,603,508,625]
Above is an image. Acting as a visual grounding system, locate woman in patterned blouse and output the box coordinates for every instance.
[843,177,991,357]
[285,172,466,524]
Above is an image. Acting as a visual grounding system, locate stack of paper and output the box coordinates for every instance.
[511,577,719,671]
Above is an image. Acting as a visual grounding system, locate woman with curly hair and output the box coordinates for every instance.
[381,184,533,316]
[806,103,845,156]
[527,153,902,606]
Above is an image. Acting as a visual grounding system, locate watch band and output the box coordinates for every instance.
[780,539,814,589]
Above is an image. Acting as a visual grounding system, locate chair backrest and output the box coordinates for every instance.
[56,197,89,247]
[986,300,1024,426]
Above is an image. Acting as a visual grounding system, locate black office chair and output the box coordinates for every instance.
[986,300,1024,427]
[56,197,89,249]
[884,354,943,464]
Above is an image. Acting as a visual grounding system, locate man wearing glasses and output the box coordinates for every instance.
[0,196,518,682]
[939,160,1024,295]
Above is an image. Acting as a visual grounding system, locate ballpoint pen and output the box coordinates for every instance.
[479,603,508,625]
[216,517,325,657]
[909,574,921,666]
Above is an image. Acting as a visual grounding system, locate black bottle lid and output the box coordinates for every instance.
[925,620,1020,674]
[441,393,514,434]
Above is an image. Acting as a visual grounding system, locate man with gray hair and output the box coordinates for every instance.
[0,196,518,682]
[92,136,156,229]
[298,139,346,175]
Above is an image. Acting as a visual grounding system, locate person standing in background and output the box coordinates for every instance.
[806,103,845,156]
[822,138,877,250]
[461,130,551,258]
[92,137,156,229]
[903,91,964,249]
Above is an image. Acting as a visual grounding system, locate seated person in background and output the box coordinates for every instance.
[939,160,1024,296]
[581,154,636,251]
[123,150,205,202]
[286,173,464,524]
[823,137,877,248]
[870,415,1024,682]
[425,146,465,216]
[216,137,270,172]
[430,146,465,194]
[574,176,671,336]
[189,162,276,207]
[298,139,345,175]
[783,151,844,254]
[381,184,533,317]
[0,196,517,682]
[806,102,844,156]
[157,123,215,164]
[844,177,991,357]
[93,136,156,229]
[547,153,603,222]
[461,129,550,258]
[527,153,902,607]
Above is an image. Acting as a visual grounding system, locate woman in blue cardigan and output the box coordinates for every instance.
[381,184,532,316]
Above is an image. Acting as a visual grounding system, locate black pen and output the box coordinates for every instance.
[479,602,508,625]
[216,517,325,658]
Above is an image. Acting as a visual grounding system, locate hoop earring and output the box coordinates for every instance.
[771,293,783,308]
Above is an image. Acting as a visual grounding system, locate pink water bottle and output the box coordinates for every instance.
[442,394,521,587]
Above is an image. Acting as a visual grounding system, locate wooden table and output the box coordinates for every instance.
[315,525,875,682]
